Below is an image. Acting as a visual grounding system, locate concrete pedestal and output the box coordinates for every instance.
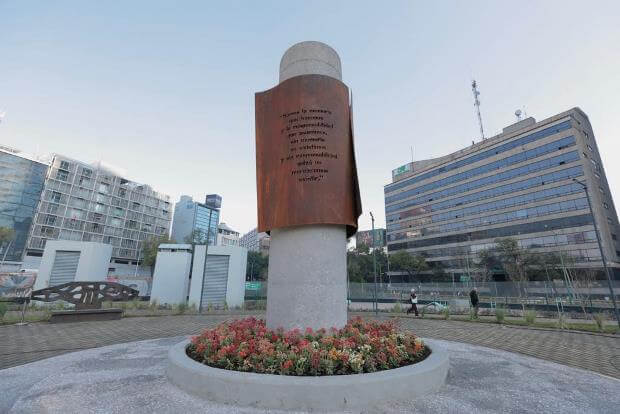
[265,42,349,331]
[266,225,347,331]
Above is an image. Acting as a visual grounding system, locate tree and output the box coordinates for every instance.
[0,227,16,267]
[141,235,175,274]
[494,237,538,312]
[475,248,501,283]
[0,227,15,245]
[389,251,428,283]
[246,251,269,281]
[184,228,209,245]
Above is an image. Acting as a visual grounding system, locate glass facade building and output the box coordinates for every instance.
[384,108,620,280]
[0,148,48,262]
[171,195,220,246]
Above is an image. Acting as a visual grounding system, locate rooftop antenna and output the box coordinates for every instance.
[515,109,523,121]
[471,80,485,141]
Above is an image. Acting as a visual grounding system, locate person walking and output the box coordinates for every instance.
[470,287,479,319]
[407,288,419,316]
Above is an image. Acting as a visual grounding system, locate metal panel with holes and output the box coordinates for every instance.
[49,251,80,286]
[201,254,229,307]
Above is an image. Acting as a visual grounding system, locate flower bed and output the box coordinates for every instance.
[186,316,430,376]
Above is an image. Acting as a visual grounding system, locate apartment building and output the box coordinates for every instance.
[385,108,620,280]
[239,228,270,255]
[26,154,172,264]
[217,222,240,247]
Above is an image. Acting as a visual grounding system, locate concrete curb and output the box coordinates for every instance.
[166,338,449,411]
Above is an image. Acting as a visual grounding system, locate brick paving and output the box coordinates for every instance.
[1,313,619,379]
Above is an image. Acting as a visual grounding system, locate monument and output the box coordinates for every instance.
[255,41,361,330]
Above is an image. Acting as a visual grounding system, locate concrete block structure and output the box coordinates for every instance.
[188,245,247,309]
[385,108,620,280]
[150,244,192,305]
[33,240,113,290]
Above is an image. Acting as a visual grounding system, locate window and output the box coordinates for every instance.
[612,234,617,241]
[51,191,62,202]
[59,160,70,170]
[45,215,57,225]
[41,226,54,236]
[95,203,105,213]
[78,176,91,187]
[56,170,69,181]
[587,144,593,152]
[608,217,614,225]
[603,202,609,210]
[599,186,605,195]
[93,213,103,222]
[616,250,620,257]
[82,168,92,178]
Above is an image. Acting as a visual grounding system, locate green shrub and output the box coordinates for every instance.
[441,307,450,320]
[593,313,605,332]
[391,302,403,313]
[469,308,477,320]
[0,302,8,320]
[495,307,506,324]
[176,302,188,314]
[557,313,567,329]
[524,310,536,325]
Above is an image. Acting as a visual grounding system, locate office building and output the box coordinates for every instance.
[26,154,172,264]
[171,195,220,245]
[0,146,48,263]
[217,222,240,246]
[385,108,620,280]
[239,228,270,255]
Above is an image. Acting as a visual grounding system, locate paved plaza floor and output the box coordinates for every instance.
[1,312,619,379]
[1,336,618,413]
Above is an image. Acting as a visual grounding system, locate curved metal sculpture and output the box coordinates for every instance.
[31,281,139,310]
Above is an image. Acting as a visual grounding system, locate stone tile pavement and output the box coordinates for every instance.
[1,312,618,379]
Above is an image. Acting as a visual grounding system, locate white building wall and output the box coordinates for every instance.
[34,241,112,290]
[188,245,247,308]
[150,248,192,305]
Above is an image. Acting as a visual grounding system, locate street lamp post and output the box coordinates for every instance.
[370,212,378,316]
[573,178,620,326]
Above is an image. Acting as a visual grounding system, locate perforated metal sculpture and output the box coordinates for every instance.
[31,281,139,310]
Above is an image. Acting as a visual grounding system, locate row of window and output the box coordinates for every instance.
[387,214,593,251]
[385,120,572,193]
[386,135,576,205]
[406,230,597,259]
[387,169,584,231]
[431,182,584,229]
[51,170,170,209]
[389,197,589,241]
[386,150,581,215]
[427,248,602,269]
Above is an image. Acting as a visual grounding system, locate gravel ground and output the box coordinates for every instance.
[1,336,618,414]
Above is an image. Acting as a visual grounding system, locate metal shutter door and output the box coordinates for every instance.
[49,251,80,286]
[201,255,229,307]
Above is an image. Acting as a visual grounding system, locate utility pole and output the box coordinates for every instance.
[370,212,378,316]
[199,208,214,312]
[573,178,619,326]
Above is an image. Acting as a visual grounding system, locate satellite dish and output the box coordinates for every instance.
[515,109,522,120]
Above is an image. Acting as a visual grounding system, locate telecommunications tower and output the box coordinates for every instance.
[471,80,485,141]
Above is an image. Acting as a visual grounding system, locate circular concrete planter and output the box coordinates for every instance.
[166,338,449,411]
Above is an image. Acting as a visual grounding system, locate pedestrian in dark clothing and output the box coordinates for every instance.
[470,288,479,318]
[407,288,419,316]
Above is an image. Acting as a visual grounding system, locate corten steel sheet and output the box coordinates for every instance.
[255,74,361,237]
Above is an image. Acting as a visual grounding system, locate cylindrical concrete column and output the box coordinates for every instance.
[265,41,348,331]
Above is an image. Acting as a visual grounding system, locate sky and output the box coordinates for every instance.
[1,0,620,237]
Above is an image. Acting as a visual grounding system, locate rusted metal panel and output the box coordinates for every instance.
[255,74,361,237]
